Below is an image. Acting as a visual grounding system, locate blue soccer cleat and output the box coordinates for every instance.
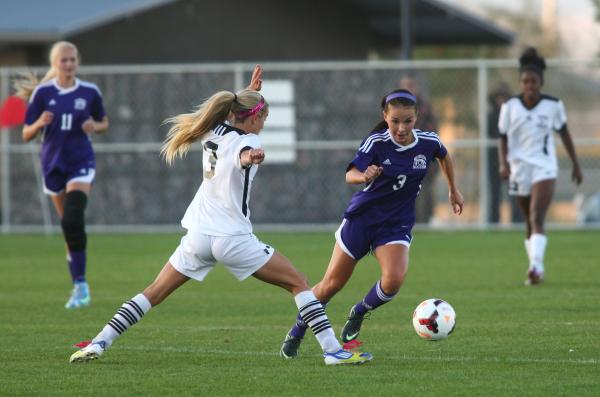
[65,281,91,309]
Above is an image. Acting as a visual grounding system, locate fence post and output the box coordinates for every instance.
[234,63,244,92]
[477,60,489,228]
[1,68,11,234]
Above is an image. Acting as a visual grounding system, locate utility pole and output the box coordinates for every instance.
[400,0,413,59]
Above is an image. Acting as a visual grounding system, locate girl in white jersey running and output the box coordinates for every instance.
[498,48,583,285]
[69,66,371,366]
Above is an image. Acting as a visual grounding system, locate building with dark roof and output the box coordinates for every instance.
[0,0,514,64]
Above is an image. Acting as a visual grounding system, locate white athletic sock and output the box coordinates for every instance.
[295,290,341,353]
[524,239,531,264]
[529,234,547,273]
[92,293,152,348]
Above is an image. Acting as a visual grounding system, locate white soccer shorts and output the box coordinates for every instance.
[169,229,274,281]
[508,161,557,196]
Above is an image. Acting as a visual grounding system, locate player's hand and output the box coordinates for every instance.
[37,111,53,127]
[449,188,464,215]
[499,162,510,180]
[247,65,263,91]
[572,164,583,185]
[363,165,383,183]
[243,148,265,166]
[82,118,95,134]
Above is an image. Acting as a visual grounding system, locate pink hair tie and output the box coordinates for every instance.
[237,97,265,118]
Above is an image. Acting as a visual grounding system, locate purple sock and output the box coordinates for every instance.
[290,301,328,338]
[68,250,86,283]
[354,280,396,315]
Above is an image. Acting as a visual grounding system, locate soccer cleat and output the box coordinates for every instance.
[525,268,545,286]
[65,282,91,309]
[323,349,373,365]
[69,340,106,363]
[280,331,303,359]
[340,306,369,343]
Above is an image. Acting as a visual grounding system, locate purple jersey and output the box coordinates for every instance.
[25,78,106,172]
[344,129,447,226]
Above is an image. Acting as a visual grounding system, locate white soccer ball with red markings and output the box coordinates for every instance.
[412,298,456,340]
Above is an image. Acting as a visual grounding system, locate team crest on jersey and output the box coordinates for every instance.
[413,154,427,169]
[74,98,87,110]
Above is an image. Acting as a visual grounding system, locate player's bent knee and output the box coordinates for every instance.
[61,190,88,251]
[381,276,404,295]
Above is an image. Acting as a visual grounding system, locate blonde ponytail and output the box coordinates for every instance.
[161,89,268,165]
[13,41,78,100]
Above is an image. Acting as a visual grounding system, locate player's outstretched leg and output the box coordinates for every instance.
[341,280,396,343]
[70,294,151,363]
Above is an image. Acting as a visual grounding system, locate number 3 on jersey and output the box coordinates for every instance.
[393,174,407,191]
[203,141,219,179]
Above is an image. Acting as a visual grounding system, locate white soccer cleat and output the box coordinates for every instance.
[323,349,373,365]
[69,341,106,363]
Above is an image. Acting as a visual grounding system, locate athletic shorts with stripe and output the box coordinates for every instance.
[335,216,413,260]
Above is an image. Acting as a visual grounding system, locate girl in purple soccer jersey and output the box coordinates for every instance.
[15,41,109,309]
[281,89,464,358]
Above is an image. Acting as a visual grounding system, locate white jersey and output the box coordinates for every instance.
[181,123,261,236]
[498,95,567,170]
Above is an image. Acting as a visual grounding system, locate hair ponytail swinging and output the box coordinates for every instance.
[161,89,268,165]
[13,41,79,100]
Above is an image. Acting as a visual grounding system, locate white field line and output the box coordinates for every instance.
[116,345,599,366]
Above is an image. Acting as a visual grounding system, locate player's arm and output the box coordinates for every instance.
[437,153,464,215]
[82,116,109,134]
[498,135,510,179]
[557,125,583,185]
[22,111,53,142]
[346,165,382,185]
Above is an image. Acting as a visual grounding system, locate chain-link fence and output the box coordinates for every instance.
[1,59,599,233]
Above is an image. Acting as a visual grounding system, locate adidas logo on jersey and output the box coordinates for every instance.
[49,99,56,106]
[382,159,392,165]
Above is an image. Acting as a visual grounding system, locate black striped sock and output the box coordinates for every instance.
[92,293,151,347]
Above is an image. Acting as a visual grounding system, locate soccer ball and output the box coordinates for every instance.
[412,298,456,340]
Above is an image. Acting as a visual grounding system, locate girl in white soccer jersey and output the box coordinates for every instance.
[498,48,583,285]
[15,41,109,309]
[70,66,371,366]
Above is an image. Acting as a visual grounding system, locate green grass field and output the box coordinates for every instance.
[1,231,599,396]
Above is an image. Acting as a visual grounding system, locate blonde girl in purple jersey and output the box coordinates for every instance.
[281,89,464,358]
[15,41,109,309]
